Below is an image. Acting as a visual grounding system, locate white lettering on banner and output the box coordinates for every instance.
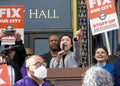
[90,8,100,14]
[0,19,8,23]
[0,69,6,85]
[90,4,112,14]
[9,19,21,23]
[0,8,21,18]
[101,4,112,10]
[0,19,21,23]
[89,0,111,8]
[29,9,59,19]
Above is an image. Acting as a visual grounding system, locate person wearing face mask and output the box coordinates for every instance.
[14,55,51,86]
[94,45,114,75]
[50,30,83,68]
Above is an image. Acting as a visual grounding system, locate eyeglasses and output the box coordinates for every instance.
[26,54,32,56]
[30,62,47,68]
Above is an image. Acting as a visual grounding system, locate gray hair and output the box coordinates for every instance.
[82,66,113,86]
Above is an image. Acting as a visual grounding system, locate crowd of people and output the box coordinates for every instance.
[0,29,120,86]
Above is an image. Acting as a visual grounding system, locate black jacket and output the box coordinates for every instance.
[40,52,52,68]
[113,57,120,86]
[1,40,26,82]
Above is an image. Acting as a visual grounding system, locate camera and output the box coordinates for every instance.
[5,30,15,36]
[0,50,9,59]
[4,25,15,36]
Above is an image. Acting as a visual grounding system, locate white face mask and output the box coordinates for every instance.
[33,65,47,80]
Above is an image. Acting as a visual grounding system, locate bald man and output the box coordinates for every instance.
[14,55,51,86]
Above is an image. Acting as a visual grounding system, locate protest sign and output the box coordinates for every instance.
[86,0,119,35]
[0,6,24,45]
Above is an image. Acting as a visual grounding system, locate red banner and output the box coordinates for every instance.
[0,6,24,28]
[0,64,11,86]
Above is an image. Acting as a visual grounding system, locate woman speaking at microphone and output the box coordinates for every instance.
[50,30,83,68]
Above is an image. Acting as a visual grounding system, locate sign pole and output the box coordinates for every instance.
[104,32,111,55]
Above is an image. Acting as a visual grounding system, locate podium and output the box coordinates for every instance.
[46,67,88,86]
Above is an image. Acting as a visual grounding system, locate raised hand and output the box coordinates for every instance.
[76,30,83,40]
[0,30,5,39]
[14,32,21,41]
[56,50,66,62]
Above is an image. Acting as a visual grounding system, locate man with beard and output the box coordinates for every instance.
[40,34,59,68]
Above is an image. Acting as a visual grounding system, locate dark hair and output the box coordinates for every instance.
[94,45,109,56]
[93,45,109,64]
[48,34,59,40]
[59,34,73,51]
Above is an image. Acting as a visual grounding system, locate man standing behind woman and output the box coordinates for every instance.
[41,34,60,68]
[50,30,83,68]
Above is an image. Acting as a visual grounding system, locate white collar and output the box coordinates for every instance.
[97,62,106,67]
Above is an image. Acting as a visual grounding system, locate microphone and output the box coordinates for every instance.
[62,44,65,50]
[62,44,66,67]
